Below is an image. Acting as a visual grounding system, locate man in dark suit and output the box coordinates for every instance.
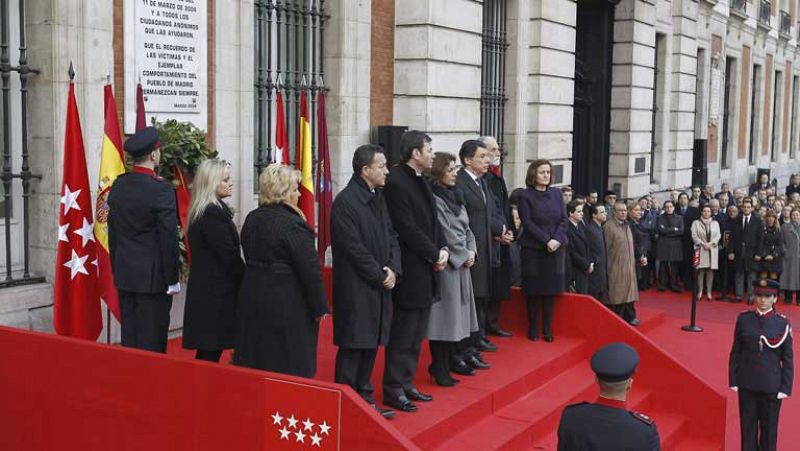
[677,192,699,290]
[108,127,180,353]
[730,200,763,303]
[382,131,448,413]
[729,279,793,451]
[331,145,400,420]
[558,343,660,450]
[456,139,505,360]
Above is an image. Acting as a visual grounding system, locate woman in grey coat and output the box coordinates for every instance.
[428,152,480,386]
[780,209,800,304]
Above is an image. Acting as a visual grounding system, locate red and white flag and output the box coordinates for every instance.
[276,90,289,165]
[54,80,101,340]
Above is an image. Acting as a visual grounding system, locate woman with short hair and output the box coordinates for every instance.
[690,204,721,301]
[234,164,329,377]
[182,159,244,362]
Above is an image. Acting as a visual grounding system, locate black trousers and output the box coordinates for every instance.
[474,295,489,337]
[119,291,172,353]
[382,306,430,401]
[486,301,502,332]
[738,388,782,451]
[606,302,637,322]
[335,348,378,404]
[658,262,680,289]
[526,295,554,337]
[428,340,453,378]
[196,349,223,362]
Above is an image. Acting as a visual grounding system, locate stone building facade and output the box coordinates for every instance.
[3,0,800,335]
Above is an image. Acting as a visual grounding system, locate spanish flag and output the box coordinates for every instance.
[296,90,314,229]
[93,84,125,321]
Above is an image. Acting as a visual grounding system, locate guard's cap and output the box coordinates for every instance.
[591,342,639,383]
[753,278,780,296]
[124,126,160,158]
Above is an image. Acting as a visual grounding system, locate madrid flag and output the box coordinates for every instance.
[296,90,314,229]
[93,84,125,321]
[54,81,101,340]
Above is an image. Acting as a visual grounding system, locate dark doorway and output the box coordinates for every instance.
[571,0,617,195]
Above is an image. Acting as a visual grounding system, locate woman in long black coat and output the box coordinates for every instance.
[585,204,608,301]
[565,200,591,294]
[182,159,244,362]
[755,211,783,281]
[656,200,684,292]
[234,165,329,378]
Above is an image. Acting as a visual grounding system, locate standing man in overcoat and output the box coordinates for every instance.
[382,131,448,413]
[456,139,504,356]
[331,145,400,420]
[731,200,763,304]
[108,127,180,353]
[479,136,514,338]
[603,202,640,325]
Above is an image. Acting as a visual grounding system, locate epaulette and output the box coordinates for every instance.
[631,411,654,425]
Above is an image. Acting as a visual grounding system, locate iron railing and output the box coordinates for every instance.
[759,1,771,26]
[254,0,327,185]
[0,0,42,287]
[480,0,508,159]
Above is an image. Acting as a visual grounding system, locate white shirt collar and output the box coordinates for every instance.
[756,308,773,316]
[465,168,481,183]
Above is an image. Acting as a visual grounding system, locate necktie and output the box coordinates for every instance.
[478,178,487,204]
[744,216,749,230]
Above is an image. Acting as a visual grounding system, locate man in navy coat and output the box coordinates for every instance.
[729,278,793,451]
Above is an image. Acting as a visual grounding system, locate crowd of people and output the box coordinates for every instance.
[108,126,795,428]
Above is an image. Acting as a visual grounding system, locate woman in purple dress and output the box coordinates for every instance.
[517,160,568,342]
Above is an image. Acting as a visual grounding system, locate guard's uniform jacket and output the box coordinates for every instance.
[729,309,793,395]
[557,397,660,451]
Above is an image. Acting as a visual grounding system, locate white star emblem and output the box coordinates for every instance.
[294,430,306,443]
[302,418,315,431]
[287,415,298,429]
[278,427,290,440]
[318,421,330,436]
[310,433,322,447]
[58,223,69,243]
[271,411,283,426]
[62,250,89,280]
[73,217,95,247]
[60,185,81,215]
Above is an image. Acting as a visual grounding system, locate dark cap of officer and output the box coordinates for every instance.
[590,343,640,382]
[753,278,780,296]
[124,126,161,158]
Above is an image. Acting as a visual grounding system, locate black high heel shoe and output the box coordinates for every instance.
[429,371,456,387]
[450,360,476,376]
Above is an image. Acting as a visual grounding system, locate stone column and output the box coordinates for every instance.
[324,0,372,195]
[609,0,657,198]
[668,0,697,189]
[504,0,576,189]
[393,0,483,153]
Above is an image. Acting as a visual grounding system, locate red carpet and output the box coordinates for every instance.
[167,285,799,450]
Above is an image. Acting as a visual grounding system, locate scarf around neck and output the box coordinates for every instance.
[432,183,465,215]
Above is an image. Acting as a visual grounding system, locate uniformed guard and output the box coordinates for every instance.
[729,278,793,451]
[557,342,660,450]
[108,126,180,353]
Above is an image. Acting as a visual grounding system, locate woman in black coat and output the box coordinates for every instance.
[565,200,591,294]
[754,211,783,281]
[585,204,608,301]
[234,164,329,378]
[656,200,684,292]
[182,159,244,362]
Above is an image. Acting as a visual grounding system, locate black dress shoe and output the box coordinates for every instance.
[450,360,476,376]
[466,355,491,370]
[528,332,539,341]
[371,404,396,419]
[404,388,433,402]
[628,318,641,326]
[383,397,417,412]
[543,335,554,342]
[656,287,665,292]
[477,338,498,352]
[670,287,682,293]
[429,370,456,387]
[488,329,512,337]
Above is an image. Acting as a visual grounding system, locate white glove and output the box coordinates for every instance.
[166,282,181,295]
[778,392,788,400]
[730,386,738,393]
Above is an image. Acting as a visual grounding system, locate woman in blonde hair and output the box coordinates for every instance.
[234,164,329,377]
[181,159,244,362]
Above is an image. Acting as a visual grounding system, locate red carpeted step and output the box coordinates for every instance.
[637,307,667,334]
[667,436,723,451]
[648,410,687,450]
[409,337,590,449]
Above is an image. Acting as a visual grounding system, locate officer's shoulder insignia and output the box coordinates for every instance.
[631,411,654,425]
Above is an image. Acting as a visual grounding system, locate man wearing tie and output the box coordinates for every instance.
[730,200,763,304]
[456,139,503,364]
